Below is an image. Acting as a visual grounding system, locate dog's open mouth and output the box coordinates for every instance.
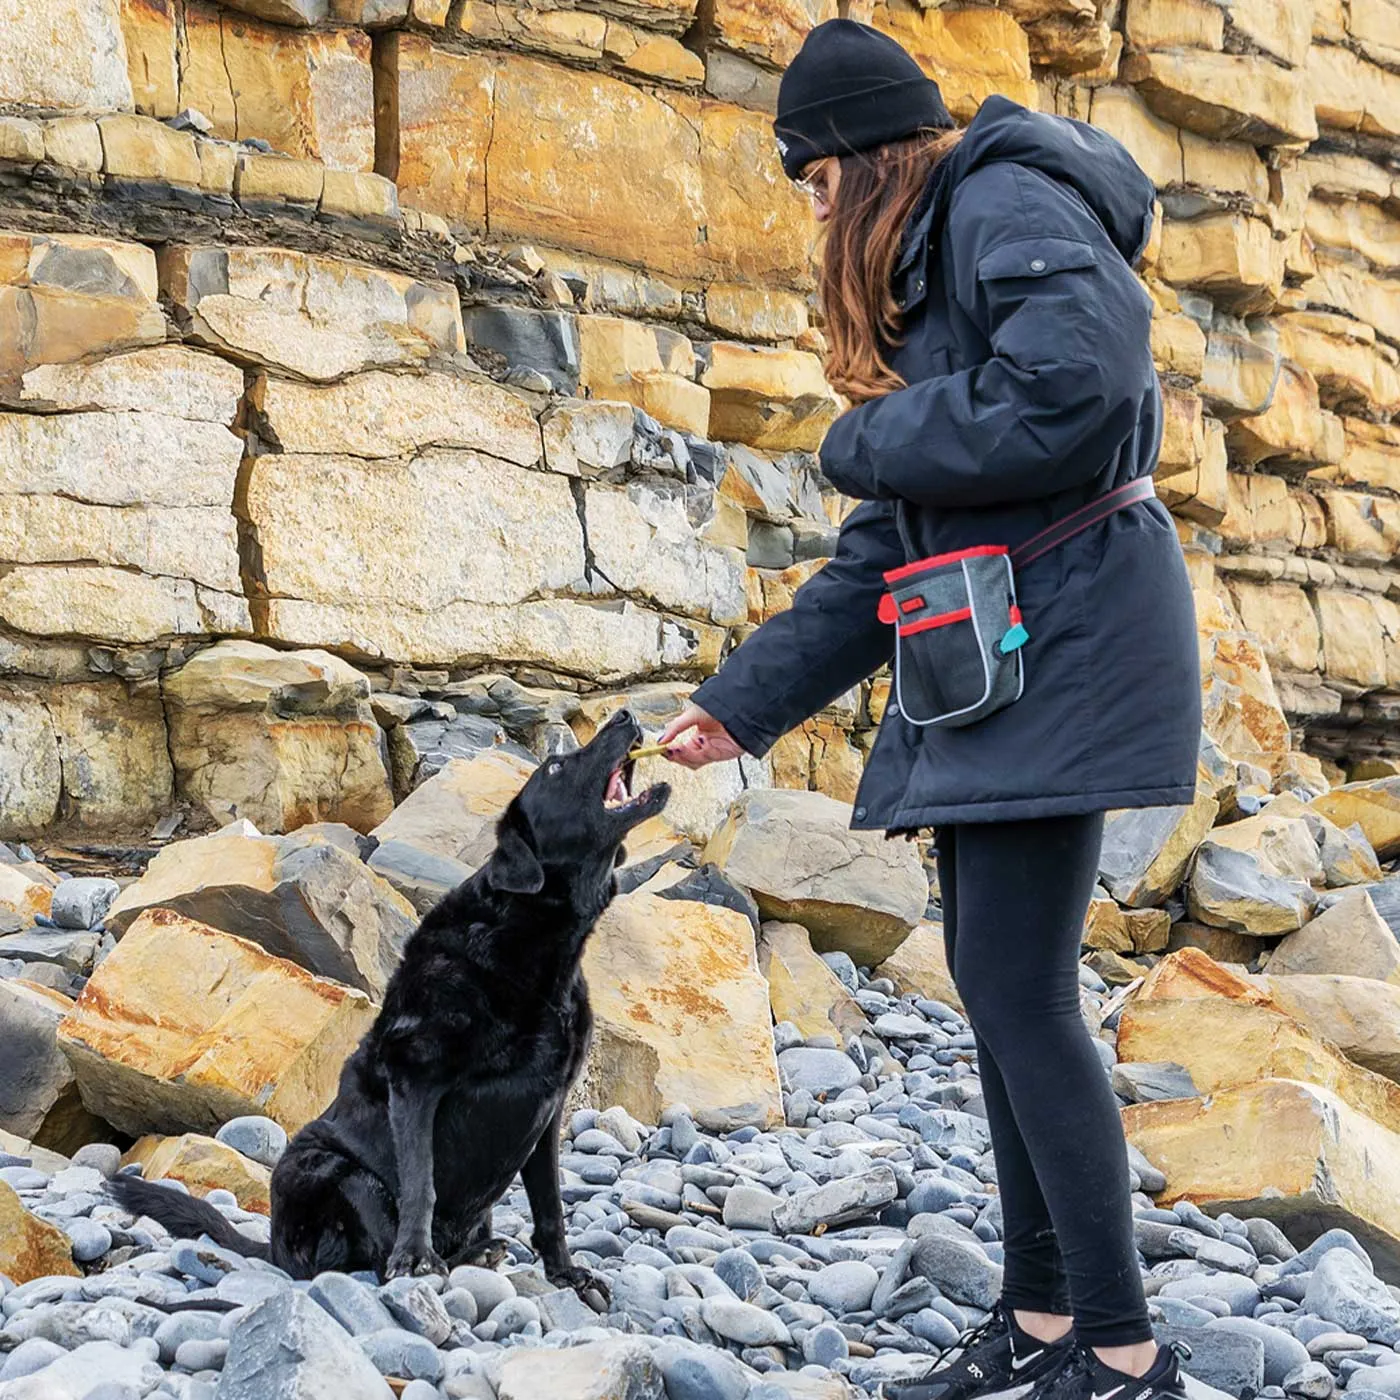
[604,757,661,815]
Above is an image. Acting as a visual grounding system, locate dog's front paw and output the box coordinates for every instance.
[549,1264,611,1308]
[386,1242,448,1280]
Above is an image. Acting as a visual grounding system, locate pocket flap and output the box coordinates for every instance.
[976,236,1096,282]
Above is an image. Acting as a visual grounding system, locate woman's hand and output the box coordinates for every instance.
[656,704,745,770]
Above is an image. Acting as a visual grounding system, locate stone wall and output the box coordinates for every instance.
[0,0,1396,837]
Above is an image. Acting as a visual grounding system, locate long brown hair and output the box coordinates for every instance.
[818,128,963,404]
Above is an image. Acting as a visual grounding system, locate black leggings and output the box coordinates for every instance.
[936,813,1152,1348]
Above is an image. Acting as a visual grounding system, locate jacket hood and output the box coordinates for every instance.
[905,95,1157,268]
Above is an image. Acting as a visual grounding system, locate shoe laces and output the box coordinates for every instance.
[1032,1343,1091,1400]
[938,1302,1006,1365]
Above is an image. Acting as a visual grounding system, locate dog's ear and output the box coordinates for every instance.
[493,825,545,894]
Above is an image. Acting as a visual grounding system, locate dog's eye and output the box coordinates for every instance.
[546,760,563,776]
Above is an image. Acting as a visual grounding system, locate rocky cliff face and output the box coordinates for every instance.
[1,3,1399,1399]
[0,0,1395,834]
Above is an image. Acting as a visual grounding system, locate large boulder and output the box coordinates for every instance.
[1185,801,1322,934]
[57,909,377,1137]
[106,826,417,998]
[702,790,928,966]
[1313,778,1400,861]
[581,889,782,1132]
[0,1180,79,1285]
[368,749,535,869]
[124,1133,272,1214]
[1120,951,1400,1129]
[0,979,106,1154]
[1265,889,1400,983]
[1124,1080,1400,1280]
[757,921,871,1044]
[1099,783,1220,907]
[1255,973,1400,1084]
[162,640,394,835]
[1186,841,1317,934]
[874,922,963,1013]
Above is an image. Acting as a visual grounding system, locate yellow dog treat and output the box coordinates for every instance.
[629,728,696,760]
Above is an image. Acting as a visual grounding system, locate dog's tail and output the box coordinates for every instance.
[108,1176,272,1261]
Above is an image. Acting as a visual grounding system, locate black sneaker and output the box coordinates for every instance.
[1028,1341,1191,1400]
[882,1306,1076,1400]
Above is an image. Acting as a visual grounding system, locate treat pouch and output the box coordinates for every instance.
[878,545,1028,729]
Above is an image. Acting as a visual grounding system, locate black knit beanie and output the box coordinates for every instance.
[774,19,955,182]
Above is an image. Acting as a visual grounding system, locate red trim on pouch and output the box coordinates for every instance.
[899,607,972,636]
[883,544,1008,584]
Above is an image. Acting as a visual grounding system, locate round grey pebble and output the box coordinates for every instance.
[357,1327,445,1383]
[65,1218,113,1262]
[0,1338,66,1381]
[71,1143,123,1178]
[175,1338,229,1371]
[809,1260,879,1315]
[803,1321,850,1365]
[447,1266,515,1316]
[215,1116,288,1169]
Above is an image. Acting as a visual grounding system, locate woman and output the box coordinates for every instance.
[657,19,1200,1400]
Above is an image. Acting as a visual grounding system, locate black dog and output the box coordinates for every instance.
[113,709,669,1294]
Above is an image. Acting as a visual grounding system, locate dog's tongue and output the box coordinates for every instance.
[605,768,628,805]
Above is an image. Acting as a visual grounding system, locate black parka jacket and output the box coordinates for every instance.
[691,96,1201,830]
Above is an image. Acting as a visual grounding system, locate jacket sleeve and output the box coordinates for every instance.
[688,499,901,759]
[820,162,1155,510]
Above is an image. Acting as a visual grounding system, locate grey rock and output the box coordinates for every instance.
[1158,1323,1265,1397]
[1288,1228,1370,1274]
[461,305,580,395]
[1342,1364,1400,1398]
[820,952,859,992]
[1207,1316,1311,1386]
[380,1278,453,1345]
[721,1185,781,1232]
[218,1290,394,1400]
[809,1260,879,1314]
[713,1249,763,1301]
[308,1273,396,1337]
[1195,1238,1258,1276]
[49,878,120,931]
[1244,1218,1297,1262]
[1303,1249,1400,1343]
[155,1311,226,1364]
[367,840,474,916]
[176,1336,229,1370]
[772,1166,898,1234]
[803,1320,850,1365]
[698,1296,791,1346]
[1157,1273,1261,1317]
[648,1337,751,1400]
[357,1327,445,1382]
[0,1337,66,1381]
[6,1341,162,1397]
[71,1143,122,1178]
[1112,1062,1199,1103]
[64,1218,112,1262]
[447,1266,516,1317]
[911,1235,1004,1311]
[216,1117,288,1169]
[777,1047,862,1097]
[1282,1360,1338,1398]
[536,1287,599,1332]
